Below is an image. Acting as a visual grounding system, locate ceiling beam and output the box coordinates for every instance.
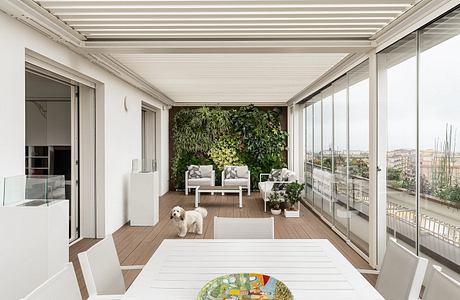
[84,39,374,54]
[373,0,460,51]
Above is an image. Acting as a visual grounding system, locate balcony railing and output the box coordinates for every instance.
[306,166,460,271]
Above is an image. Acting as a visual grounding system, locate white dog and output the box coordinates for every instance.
[170,206,207,238]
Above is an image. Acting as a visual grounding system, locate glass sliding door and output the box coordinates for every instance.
[377,7,460,280]
[377,33,418,253]
[321,88,334,222]
[313,95,323,211]
[348,61,370,255]
[303,61,370,259]
[25,71,80,242]
[304,105,314,205]
[333,76,349,236]
[419,9,460,277]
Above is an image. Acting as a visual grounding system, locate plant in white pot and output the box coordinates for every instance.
[284,181,305,218]
[268,191,282,215]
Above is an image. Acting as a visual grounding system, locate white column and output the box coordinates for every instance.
[368,49,386,268]
[288,104,305,183]
[296,104,305,183]
[287,104,295,170]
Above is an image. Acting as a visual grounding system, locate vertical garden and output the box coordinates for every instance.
[171,105,288,190]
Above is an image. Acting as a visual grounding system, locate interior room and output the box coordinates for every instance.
[0,1,459,300]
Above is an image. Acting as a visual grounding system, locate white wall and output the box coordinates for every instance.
[0,13,170,235]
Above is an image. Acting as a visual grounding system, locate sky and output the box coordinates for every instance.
[386,32,460,151]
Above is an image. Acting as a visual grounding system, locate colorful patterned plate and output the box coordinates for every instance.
[197,273,293,300]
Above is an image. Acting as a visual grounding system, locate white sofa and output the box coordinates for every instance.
[185,165,215,195]
[221,165,251,195]
[258,168,296,212]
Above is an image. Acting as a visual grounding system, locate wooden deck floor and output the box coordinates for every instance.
[70,191,376,298]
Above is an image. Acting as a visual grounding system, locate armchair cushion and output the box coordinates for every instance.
[188,178,212,186]
[269,169,283,181]
[188,165,202,179]
[224,166,238,179]
[235,166,249,179]
[281,168,296,181]
[223,178,249,187]
[200,165,213,178]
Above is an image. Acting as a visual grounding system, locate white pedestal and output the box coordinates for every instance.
[129,171,159,226]
[0,200,69,300]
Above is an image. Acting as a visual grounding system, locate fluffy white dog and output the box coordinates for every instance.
[170,206,207,238]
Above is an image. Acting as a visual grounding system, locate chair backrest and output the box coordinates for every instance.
[22,262,82,300]
[376,238,428,300]
[78,235,125,296]
[423,265,460,300]
[214,217,274,239]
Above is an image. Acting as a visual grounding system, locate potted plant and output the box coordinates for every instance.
[284,181,305,218]
[268,191,282,215]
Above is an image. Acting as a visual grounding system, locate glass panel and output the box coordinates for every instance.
[132,158,157,173]
[313,96,323,211]
[305,105,314,205]
[333,76,349,235]
[419,9,460,277]
[378,33,418,254]
[322,88,334,222]
[348,60,370,255]
[3,175,65,207]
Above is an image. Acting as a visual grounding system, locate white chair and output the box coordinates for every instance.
[78,235,144,298]
[185,165,215,195]
[258,168,296,212]
[374,238,428,300]
[222,165,251,195]
[423,265,460,300]
[214,217,274,239]
[21,263,82,300]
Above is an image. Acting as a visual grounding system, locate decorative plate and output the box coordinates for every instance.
[197,273,293,300]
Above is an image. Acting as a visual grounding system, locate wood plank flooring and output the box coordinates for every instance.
[70,191,377,299]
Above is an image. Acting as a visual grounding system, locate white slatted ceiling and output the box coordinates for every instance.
[34,0,416,40]
[110,52,348,103]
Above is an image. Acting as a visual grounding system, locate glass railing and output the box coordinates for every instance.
[2,175,66,207]
[306,166,460,270]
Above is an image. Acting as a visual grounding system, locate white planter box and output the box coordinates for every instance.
[284,209,300,218]
[129,171,159,226]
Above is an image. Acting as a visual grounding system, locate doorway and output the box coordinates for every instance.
[25,70,83,242]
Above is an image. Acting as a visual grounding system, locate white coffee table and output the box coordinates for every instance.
[195,185,243,208]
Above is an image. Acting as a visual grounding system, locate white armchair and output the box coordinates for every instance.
[185,165,215,195]
[258,168,296,212]
[222,165,251,195]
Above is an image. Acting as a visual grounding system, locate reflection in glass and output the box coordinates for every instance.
[419,10,460,277]
[305,106,314,204]
[333,77,349,236]
[378,33,417,254]
[322,89,334,221]
[313,97,323,211]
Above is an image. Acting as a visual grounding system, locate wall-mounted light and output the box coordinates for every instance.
[123,96,128,112]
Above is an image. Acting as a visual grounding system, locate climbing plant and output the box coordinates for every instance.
[171,105,287,190]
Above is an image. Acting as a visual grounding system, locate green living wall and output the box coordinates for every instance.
[171,105,288,190]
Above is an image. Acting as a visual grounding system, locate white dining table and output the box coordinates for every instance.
[123,239,383,300]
